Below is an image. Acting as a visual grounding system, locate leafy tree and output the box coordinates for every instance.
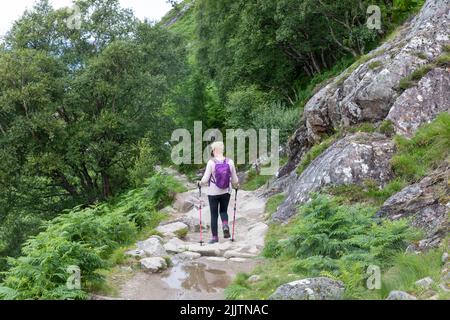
[0,0,189,264]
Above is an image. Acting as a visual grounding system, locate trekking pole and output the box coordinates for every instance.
[231,188,238,242]
[198,183,204,246]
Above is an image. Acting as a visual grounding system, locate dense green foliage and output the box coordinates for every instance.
[0,0,431,300]
[0,174,181,300]
[392,112,450,182]
[0,0,189,263]
[227,195,420,299]
[228,114,449,300]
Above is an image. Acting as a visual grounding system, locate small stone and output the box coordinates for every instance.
[386,291,417,300]
[248,275,262,283]
[205,257,227,262]
[230,258,247,263]
[164,238,187,253]
[140,257,167,273]
[175,251,201,261]
[186,243,221,256]
[125,249,145,258]
[405,245,416,254]
[442,252,449,264]
[441,270,450,283]
[120,266,133,272]
[223,250,257,259]
[415,277,434,289]
[156,222,189,238]
[439,283,450,292]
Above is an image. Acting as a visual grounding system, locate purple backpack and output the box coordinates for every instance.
[210,158,231,189]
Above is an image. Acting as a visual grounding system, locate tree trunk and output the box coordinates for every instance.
[53,171,78,198]
[321,50,328,69]
[101,171,112,199]
[309,52,322,74]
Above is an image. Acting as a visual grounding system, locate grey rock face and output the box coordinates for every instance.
[304,0,449,143]
[377,162,449,249]
[386,291,418,300]
[273,133,395,222]
[278,124,312,178]
[269,277,345,300]
[387,68,450,138]
[277,0,449,177]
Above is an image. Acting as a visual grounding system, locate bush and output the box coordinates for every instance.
[398,64,434,90]
[229,194,419,300]
[251,100,300,144]
[226,85,269,129]
[381,248,444,298]
[242,168,272,191]
[265,194,286,219]
[0,172,183,300]
[326,178,407,206]
[379,120,395,136]
[129,137,157,187]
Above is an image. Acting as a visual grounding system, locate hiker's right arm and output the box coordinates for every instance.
[199,160,212,187]
[230,160,240,190]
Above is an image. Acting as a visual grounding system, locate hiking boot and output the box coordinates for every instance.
[208,237,219,244]
[223,224,231,239]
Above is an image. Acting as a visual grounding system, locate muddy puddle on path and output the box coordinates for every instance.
[119,258,259,300]
[161,262,229,292]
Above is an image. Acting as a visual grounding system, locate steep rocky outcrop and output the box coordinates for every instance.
[273,0,449,224]
[377,162,449,249]
[273,133,395,222]
[279,0,449,178]
[387,68,450,138]
[304,0,449,143]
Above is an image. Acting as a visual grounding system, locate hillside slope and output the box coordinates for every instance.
[274,0,449,230]
[231,0,449,300]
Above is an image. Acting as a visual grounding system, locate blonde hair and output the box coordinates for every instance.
[210,141,225,154]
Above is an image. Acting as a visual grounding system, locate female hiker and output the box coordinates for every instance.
[198,141,239,244]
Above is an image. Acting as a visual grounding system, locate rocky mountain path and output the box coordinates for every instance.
[116,168,269,300]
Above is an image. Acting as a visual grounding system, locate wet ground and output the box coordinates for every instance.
[120,256,260,300]
[116,168,267,300]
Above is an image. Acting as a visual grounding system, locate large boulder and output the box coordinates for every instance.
[164,237,188,253]
[386,68,450,138]
[377,162,449,250]
[269,277,345,300]
[273,133,395,222]
[136,237,167,257]
[140,257,168,273]
[304,0,449,143]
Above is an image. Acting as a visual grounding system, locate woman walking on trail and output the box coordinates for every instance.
[198,141,239,244]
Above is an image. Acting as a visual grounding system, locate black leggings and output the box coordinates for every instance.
[208,193,231,238]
